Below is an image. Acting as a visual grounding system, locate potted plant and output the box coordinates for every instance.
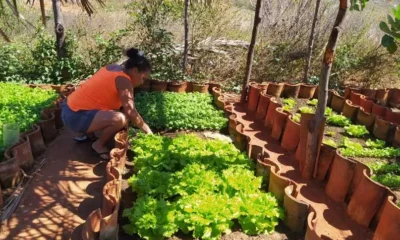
[192,72,209,93]
[167,70,187,93]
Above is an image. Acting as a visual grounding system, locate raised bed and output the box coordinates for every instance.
[234,82,400,239]
[0,83,70,211]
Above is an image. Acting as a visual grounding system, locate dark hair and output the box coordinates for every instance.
[124,48,151,72]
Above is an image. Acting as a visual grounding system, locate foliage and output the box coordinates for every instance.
[122,196,179,239]
[325,107,333,117]
[282,98,296,111]
[307,99,318,106]
[323,139,337,148]
[0,83,57,158]
[366,139,386,149]
[368,161,400,188]
[292,113,301,123]
[132,133,252,172]
[87,29,128,74]
[344,124,369,137]
[134,92,227,131]
[0,29,126,84]
[299,106,315,114]
[340,137,400,158]
[327,114,351,127]
[175,193,236,239]
[380,5,400,53]
[124,133,284,239]
[127,0,183,81]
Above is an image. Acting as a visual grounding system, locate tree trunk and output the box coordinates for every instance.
[303,0,321,83]
[40,0,46,27]
[241,0,263,103]
[303,0,349,180]
[183,0,189,74]
[52,0,66,58]
[0,28,11,42]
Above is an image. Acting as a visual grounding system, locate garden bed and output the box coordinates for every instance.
[0,83,58,161]
[118,132,299,240]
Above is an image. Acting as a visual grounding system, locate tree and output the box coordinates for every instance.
[303,0,321,83]
[0,0,104,42]
[183,0,189,74]
[304,0,368,179]
[241,0,263,103]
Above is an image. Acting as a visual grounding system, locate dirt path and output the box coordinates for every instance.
[0,130,107,240]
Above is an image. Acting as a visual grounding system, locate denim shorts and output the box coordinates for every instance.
[61,101,99,133]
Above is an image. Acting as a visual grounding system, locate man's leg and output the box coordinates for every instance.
[86,110,127,159]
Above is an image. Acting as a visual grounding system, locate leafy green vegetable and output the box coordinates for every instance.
[368,161,400,188]
[173,164,223,197]
[236,192,284,235]
[323,139,337,148]
[0,83,58,160]
[221,166,262,196]
[135,92,227,131]
[282,98,296,111]
[124,133,284,239]
[292,113,301,123]
[128,169,175,198]
[345,124,369,137]
[340,145,400,158]
[366,139,386,149]
[307,99,318,106]
[299,106,315,114]
[123,196,179,239]
[327,113,351,127]
[176,193,236,240]
[132,133,252,172]
[324,107,333,117]
[340,137,363,150]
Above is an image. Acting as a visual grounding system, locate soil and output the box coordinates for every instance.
[276,98,309,116]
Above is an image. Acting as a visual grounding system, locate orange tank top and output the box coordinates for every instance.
[68,67,131,111]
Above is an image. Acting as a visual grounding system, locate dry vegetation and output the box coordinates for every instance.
[1,0,400,90]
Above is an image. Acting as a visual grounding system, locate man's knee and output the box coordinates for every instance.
[111,112,127,127]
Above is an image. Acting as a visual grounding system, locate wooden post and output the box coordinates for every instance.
[183,0,189,74]
[304,0,349,179]
[40,0,46,27]
[52,0,66,58]
[303,0,321,83]
[240,0,263,103]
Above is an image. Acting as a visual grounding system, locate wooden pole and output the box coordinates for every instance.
[303,0,349,179]
[52,0,66,58]
[183,0,189,74]
[39,0,46,27]
[240,0,263,103]
[303,0,321,83]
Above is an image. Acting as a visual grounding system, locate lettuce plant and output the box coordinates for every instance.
[327,113,351,127]
[345,124,369,137]
[307,99,318,106]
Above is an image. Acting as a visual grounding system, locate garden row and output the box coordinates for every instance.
[227,82,400,239]
[0,83,73,209]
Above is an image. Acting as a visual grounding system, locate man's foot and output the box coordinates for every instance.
[91,141,110,160]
